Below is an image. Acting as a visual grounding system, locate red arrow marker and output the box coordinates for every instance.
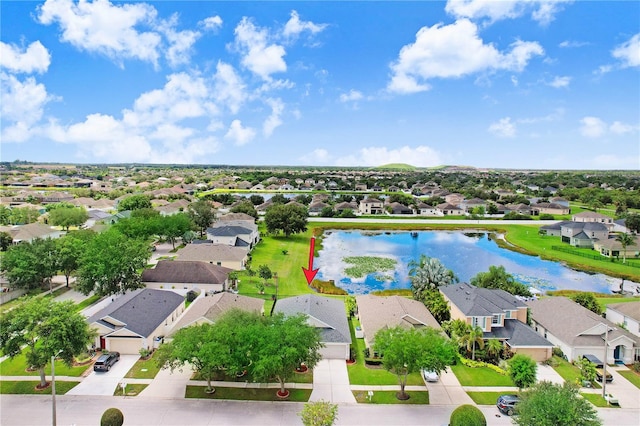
[302,237,319,284]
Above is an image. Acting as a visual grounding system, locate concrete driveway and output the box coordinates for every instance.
[310,359,356,403]
[426,366,474,406]
[536,363,565,384]
[600,366,640,409]
[138,364,193,398]
[66,355,139,396]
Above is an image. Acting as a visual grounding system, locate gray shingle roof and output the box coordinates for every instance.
[142,260,232,284]
[440,283,525,317]
[274,295,351,345]
[607,302,640,322]
[175,243,248,263]
[88,289,183,337]
[206,225,252,237]
[488,319,553,348]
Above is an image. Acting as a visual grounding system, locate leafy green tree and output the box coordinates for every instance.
[319,206,335,218]
[373,326,457,400]
[157,213,194,249]
[459,326,485,361]
[0,298,94,389]
[572,292,603,315]
[10,206,41,224]
[258,264,273,285]
[188,199,217,237]
[470,265,532,297]
[615,232,636,263]
[443,319,471,341]
[625,213,640,234]
[117,194,152,211]
[264,203,308,237]
[57,231,94,287]
[576,356,597,384]
[299,400,338,426]
[0,231,13,251]
[514,381,601,426]
[509,354,537,389]
[0,205,12,225]
[408,255,458,301]
[47,206,89,231]
[249,195,265,205]
[345,295,357,318]
[450,404,486,426]
[421,290,450,323]
[0,237,58,290]
[76,229,150,296]
[485,339,503,363]
[230,200,258,219]
[270,193,288,204]
[252,312,323,396]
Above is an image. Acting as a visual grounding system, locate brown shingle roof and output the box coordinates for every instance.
[175,243,248,263]
[141,260,232,284]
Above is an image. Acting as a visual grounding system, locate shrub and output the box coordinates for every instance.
[459,356,507,375]
[552,347,566,359]
[139,348,152,359]
[450,404,486,426]
[100,408,124,426]
[185,290,199,303]
[632,361,640,373]
[539,214,555,220]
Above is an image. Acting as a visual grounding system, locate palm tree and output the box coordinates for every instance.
[615,232,636,264]
[486,339,503,362]
[459,326,485,361]
[408,255,458,301]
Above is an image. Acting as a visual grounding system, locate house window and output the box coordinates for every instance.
[492,314,501,325]
[505,311,512,319]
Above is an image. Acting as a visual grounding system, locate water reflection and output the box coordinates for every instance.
[315,230,636,295]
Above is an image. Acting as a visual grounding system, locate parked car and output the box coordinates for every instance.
[581,354,604,368]
[93,351,120,372]
[604,393,619,405]
[421,369,439,383]
[595,368,613,383]
[496,394,520,416]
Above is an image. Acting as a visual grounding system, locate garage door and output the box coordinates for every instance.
[107,337,142,355]
[321,344,348,360]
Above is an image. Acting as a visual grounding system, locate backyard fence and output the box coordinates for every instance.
[551,246,640,269]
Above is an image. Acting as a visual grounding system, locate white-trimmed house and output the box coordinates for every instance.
[87,289,184,354]
[606,302,640,338]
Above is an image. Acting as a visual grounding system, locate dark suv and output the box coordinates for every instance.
[93,352,120,372]
[497,394,520,416]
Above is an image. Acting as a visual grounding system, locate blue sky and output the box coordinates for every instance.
[1,0,639,169]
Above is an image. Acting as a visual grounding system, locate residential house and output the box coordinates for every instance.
[415,202,438,216]
[461,198,487,213]
[354,183,367,192]
[206,224,259,248]
[87,288,184,354]
[505,203,532,216]
[593,235,640,259]
[156,199,190,216]
[572,211,614,229]
[560,222,609,248]
[308,201,330,215]
[606,302,640,338]
[440,283,553,361]
[386,202,413,215]
[168,292,264,335]
[274,294,352,360]
[334,201,358,214]
[4,223,64,243]
[444,193,465,205]
[355,295,440,350]
[527,297,640,364]
[530,202,570,216]
[175,243,249,270]
[436,203,465,216]
[358,198,384,215]
[142,260,232,293]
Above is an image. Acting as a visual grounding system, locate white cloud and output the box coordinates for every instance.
[488,117,516,137]
[200,15,223,31]
[0,41,51,74]
[610,121,634,135]
[283,10,327,40]
[0,73,53,142]
[298,148,331,165]
[445,0,571,25]
[213,62,248,114]
[335,146,443,167]
[339,90,363,103]
[233,17,286,80]
[612,33,640,68]
[157,14,201,67]
[387,19,543,94]
[580,116,607,138]
[510,76,518,86]
[37,0,163,67]
[548,75,571,88]
[225,119,256,146]
[559,40,588,48]
[263,98,284,137]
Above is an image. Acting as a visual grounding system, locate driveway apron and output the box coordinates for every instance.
[138,364,193,398]
[66,355,139,396]
[310,359,356,403]
[428,366,474,406]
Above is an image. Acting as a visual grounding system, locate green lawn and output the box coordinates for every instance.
[580,392,618,407]
[352,390,429,404]
[191,368,313,384]
[124,352,162,379]
[0,380,80,394]
[0,352,91,377]
[467,391,509,405]
[185,385,311,402]
[449,363,514,387]
[346,318,423,386]
[113,383,148,396]
[618,370,640,389]
[73,294,102,312]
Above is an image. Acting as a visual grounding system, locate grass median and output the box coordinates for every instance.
[352,390,429,404]
[0,380,80,394]
[185,385,311,402]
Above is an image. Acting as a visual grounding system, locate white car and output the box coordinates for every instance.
[421,369,439,382]
[604,394,618,405]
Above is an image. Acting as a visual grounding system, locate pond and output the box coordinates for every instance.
[315,230,637,295]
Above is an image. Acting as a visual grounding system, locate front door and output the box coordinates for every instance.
[100,336,106,350]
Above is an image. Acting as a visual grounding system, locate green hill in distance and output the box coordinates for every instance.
[374,163,416,170]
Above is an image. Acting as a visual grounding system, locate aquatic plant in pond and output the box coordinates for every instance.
[315,230,637,295]
[343,256,397,278]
